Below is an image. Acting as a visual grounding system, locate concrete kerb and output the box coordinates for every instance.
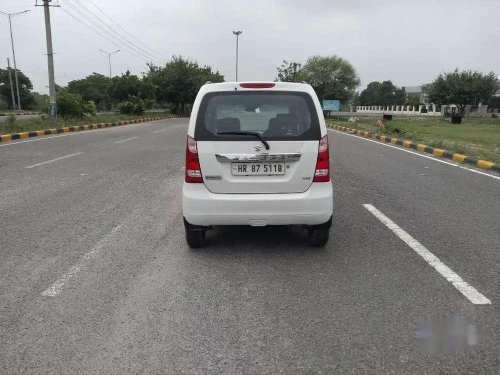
[0,115,184,143]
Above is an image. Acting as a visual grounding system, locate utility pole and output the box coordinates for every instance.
[40,0,57,120]
[99,49,120,79]
[1,10,30,110]
[6,59,16,110]
[232,31,242,82]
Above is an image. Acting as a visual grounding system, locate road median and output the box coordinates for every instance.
[0,112,40,116]
[0,115,183,143]
[328,124,500,173]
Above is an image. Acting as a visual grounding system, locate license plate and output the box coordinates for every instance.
[232,162,285,176]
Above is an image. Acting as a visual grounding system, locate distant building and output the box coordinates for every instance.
[402,85,429,104]
[401,79,500,113]
[490,79,500,111]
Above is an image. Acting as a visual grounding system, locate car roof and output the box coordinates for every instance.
[198,81,316,95]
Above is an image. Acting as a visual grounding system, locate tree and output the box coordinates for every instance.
[427,69,497,116]
[301,55,360,103]
[67,73,111,110]
[359,80,405,106]
[405,95,421,107]
[108,70,155,104]
[351,91,360,107]
[31,92,50,111]
[275,60,305,82]
[0,68,35,109]
[146,56,224,113]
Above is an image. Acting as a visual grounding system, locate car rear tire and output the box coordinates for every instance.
[186,228,205,248]
[308,217,332,247]
[184,218,206,248]
[308,226,329,247]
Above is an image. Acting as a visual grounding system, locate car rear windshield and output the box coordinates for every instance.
[195,91,321,141]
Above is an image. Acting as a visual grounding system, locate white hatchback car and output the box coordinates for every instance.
[182,82,333,247]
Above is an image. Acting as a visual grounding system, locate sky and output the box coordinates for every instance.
[1,0,499,94]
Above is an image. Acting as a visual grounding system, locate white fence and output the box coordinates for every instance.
[356,104,439,116]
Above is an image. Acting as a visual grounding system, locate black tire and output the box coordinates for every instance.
[308,225,330,247]
[185,227,205,248]
[184,218,207,248]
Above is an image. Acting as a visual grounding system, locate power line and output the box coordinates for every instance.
[60,0,162,65]
[78,0,166,61]
[58,2,158,65]
[58,5,160,65]
[85,0,167,61]
[69,0,160,63]
[60,1,159,64]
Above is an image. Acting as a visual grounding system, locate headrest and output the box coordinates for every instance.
[216,118,241,133]
[264,118,288,136]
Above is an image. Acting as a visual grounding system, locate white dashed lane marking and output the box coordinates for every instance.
[114,137,137,144]
[42,224,123,297]
[25,152,83,169]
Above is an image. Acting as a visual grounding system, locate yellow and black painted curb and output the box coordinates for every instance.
[0,115,184,143]
[328,124,500,173]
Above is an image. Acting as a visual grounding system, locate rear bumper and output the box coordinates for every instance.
[183,183,333,226]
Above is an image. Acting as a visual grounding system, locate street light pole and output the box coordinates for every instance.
[99,49,120,79]
[232,31,242,82]
[7,58,16,110]
[1,10,30,110]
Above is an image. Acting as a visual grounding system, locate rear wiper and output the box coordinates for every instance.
[217,131,270,150]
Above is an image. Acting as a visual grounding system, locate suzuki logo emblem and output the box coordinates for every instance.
[254,144,262,152]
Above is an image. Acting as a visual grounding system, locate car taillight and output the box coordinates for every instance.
[313,135,330,182]
[185,136,203,183]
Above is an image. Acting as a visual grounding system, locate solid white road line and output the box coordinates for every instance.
[42,224,123,297]
[328,129,500,181]
[114,136,137,144]
[363,204,491,305]
[25,152,83,169]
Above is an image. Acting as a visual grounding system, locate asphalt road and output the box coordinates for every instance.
[0,118,498,374]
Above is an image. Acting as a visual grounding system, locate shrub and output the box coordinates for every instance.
[3,114,20,133]
[118,101,135,115]
[133,98,145,115]
[56,91,84,118]
[83,100,97,116]
[144,98,155,110]
[381,122,415,138]
[118,96,145,115]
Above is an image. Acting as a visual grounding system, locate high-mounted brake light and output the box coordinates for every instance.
[313,135,330,182]
[185,136,203,183]
[239,83,276,89]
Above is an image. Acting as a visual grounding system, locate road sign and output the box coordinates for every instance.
[323,100,340,112]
